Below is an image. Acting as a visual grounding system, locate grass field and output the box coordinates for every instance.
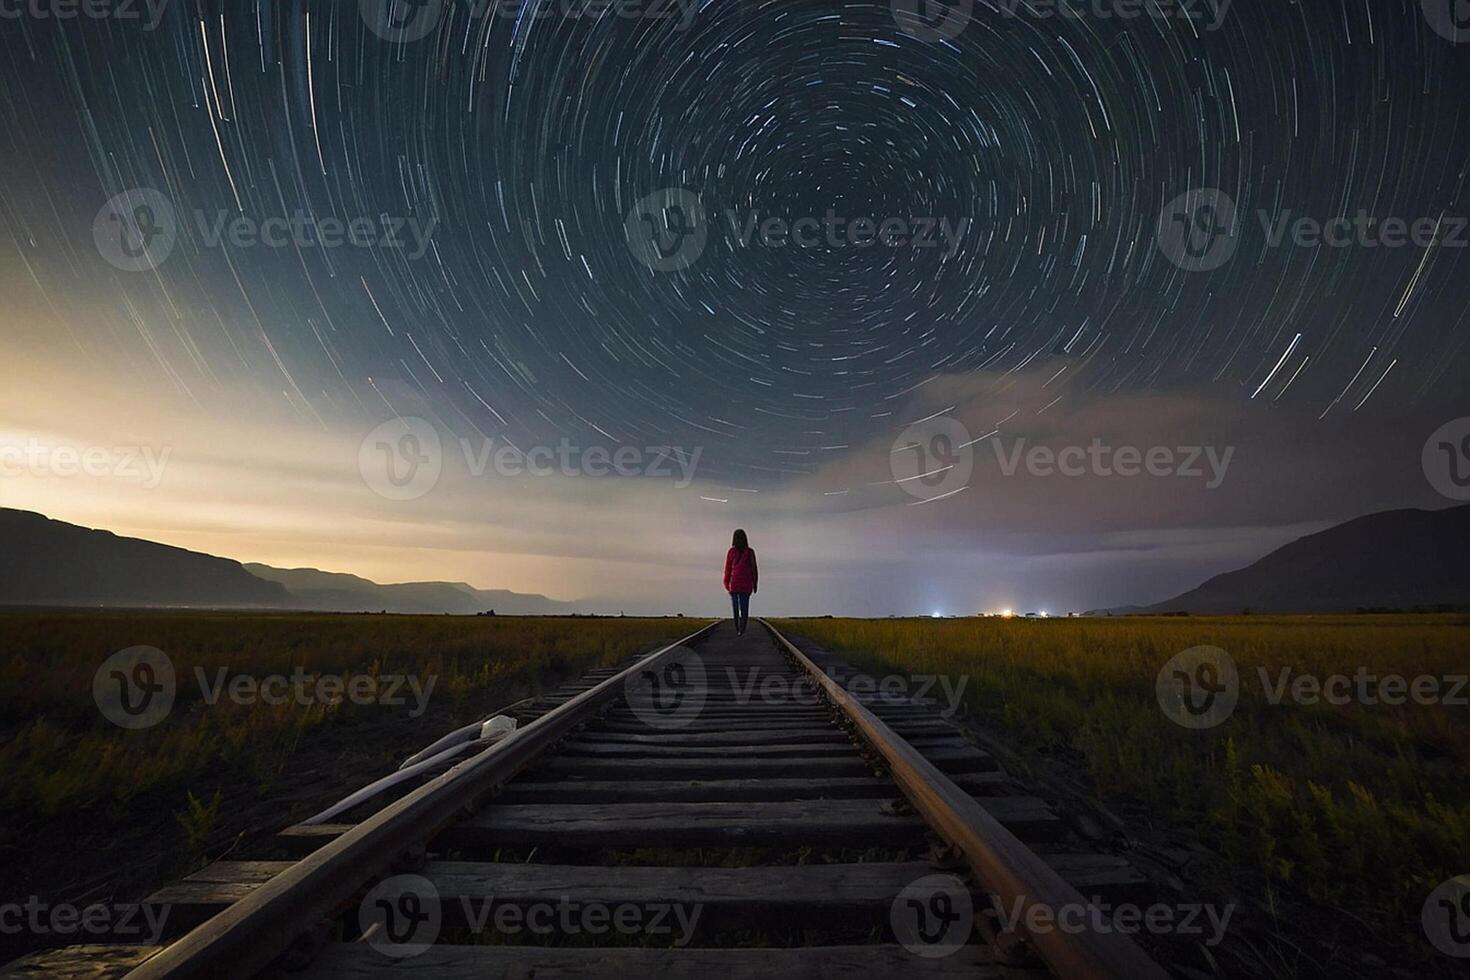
[0,612,699,824]
[773,615,1470,958]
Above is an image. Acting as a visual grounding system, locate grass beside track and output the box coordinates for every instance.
[772,614,1470,959]
[0,612,700,822]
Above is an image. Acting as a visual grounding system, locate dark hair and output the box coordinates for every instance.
[732,528,749,551]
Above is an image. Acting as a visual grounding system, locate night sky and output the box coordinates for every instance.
[2,0,1468,614]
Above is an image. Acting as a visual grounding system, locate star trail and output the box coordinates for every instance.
[4,0,1468,485]
[1,0,1469,610]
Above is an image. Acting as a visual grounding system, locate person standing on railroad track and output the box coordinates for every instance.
[723,528,758,636]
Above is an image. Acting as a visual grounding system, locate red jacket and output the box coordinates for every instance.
[723,547,758,594]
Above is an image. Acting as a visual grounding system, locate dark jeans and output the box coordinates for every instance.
[729,591,751,633]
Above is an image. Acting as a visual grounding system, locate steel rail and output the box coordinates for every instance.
[125,621,720,980]
[761,619,1172,980]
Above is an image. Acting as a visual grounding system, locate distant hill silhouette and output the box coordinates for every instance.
[1122,505,1470,614]
[0,509,289,608]
[244,564,575,615]
[0,509,574,613]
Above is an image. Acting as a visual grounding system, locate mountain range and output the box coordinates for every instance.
[1099,505,1470,614]
[0,509,574,614]
[4,504,1467,615]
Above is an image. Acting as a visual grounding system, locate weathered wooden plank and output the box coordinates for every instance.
[556,740,860,758]
[592,717,959,736]
[303,943,997,978]
[577,728,850,746]
[519,755,879,780]
[429,860,942,907]
[274,822,355,857]
[0,945,159,979]
[1041,853,1152,903]
[603,707,835,721]
[145,861,292,901]
[590,719,845,735]
[447,798,1058,849]
[495,772,1009,804]
[446,799,926,848]
[914,745,1000,773]
[130,861,956,921]
[142,861,296,934]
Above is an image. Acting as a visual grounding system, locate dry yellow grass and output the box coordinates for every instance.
[774,615,1470,931]
[0,611,700,820]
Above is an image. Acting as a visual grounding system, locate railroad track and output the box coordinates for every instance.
[6,620,1172,979]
